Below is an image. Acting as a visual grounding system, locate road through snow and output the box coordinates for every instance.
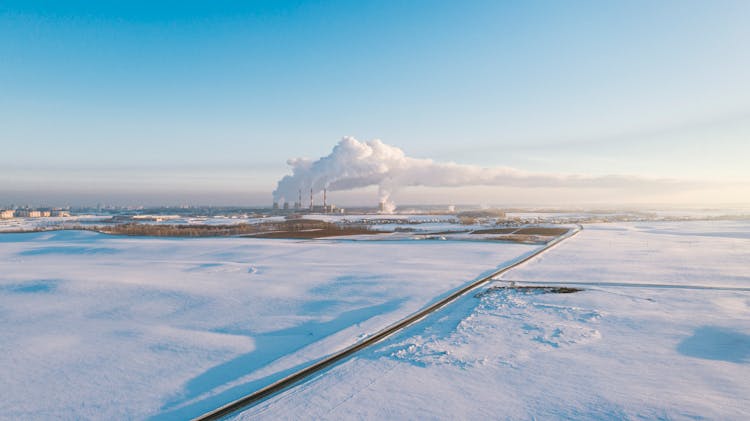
[196,226,581,420]
[234,220,750,420]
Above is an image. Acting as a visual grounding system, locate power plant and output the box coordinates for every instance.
[272,188,339,214]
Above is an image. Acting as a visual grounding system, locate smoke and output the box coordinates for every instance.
[272,136,690,212]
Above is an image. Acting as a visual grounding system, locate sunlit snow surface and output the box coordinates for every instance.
[0,231,535,420]
[236,220,750,420]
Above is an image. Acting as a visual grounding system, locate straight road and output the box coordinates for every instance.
[194,225,582,421]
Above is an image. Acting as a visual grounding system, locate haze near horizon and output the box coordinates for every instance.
[1,1,749,207]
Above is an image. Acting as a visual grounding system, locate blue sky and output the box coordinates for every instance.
[1,1,749,206]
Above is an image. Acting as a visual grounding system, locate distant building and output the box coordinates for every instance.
[0,209,14,219]
[311,204,337,213]
[15,210,42,218]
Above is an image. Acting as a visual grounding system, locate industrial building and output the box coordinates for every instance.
[0,209,14,219]
[273,189,343,214]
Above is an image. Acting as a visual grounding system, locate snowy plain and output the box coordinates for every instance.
[235,220,750,420]
[0,230,536,420]
[0,215,288,233]
[0,215,109,232]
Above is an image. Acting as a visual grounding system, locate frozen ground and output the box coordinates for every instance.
[506,220,750,288]
[4,207,748,234]
[140,215,287,226]
[0,215,109,232]
[236,220,750,420]
[0,215,289,232]
[0,231,535,420]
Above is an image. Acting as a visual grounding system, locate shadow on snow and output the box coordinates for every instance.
[153,298,406,420]
[677,326,750,363]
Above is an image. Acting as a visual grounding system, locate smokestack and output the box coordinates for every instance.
[310,188,314,210]
[298,189,302,209]
[323,189,327,207]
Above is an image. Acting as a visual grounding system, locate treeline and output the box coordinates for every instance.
[98,223,262,237]
[94,219,363,238]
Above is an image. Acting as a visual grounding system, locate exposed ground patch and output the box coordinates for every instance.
[247,227,383,239]
[95,219,385,238]
[470,227,570,236]
[475,285,583,297]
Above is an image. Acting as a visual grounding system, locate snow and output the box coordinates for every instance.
[146,215,287,226]
[0,230,535,420]
[235,220,750,420]
[507,220,750,288]
[0,215,290,232]
[304,213,468,233]
[3,220,749,420]
[0,215,109,232]
[506,208,750,224]
[306,213,458,223]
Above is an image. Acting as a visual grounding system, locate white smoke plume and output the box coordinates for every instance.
[272,136,686,212]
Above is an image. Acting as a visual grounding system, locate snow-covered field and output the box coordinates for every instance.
[2,220,748,420]
[0,215,290,233]
[0,231,535,420]
[236,220,750,420]
[507,220,750,288]
[0,215,109,232]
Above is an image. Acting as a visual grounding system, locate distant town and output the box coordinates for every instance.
[0,207,71,219]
